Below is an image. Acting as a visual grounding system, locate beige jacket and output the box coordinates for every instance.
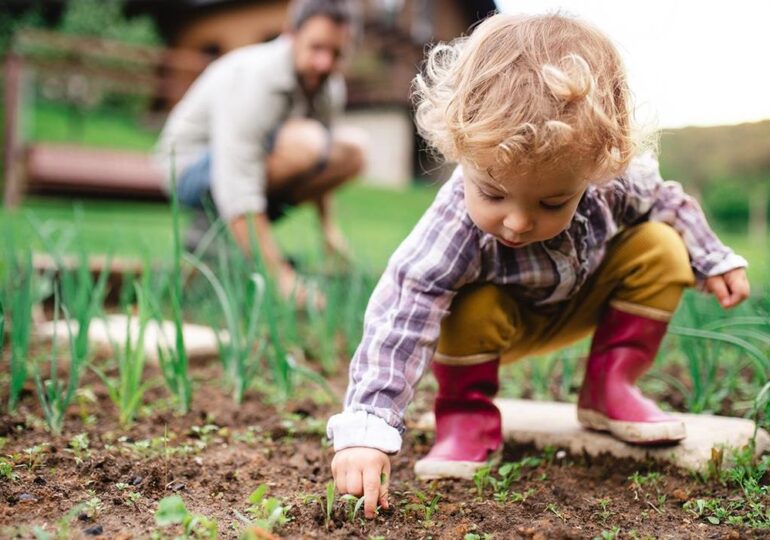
[155,35,345,220]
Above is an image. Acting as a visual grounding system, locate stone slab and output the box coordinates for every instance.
[33,315,226,363]
[414,398,770,472]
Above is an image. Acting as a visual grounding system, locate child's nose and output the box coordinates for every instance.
[503,210,533,235]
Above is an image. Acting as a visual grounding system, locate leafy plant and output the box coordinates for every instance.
[93,284,154,425]
[236,485,291,533]
[340,494,366,522]
[157,166,192,413]
[154,495,218,539]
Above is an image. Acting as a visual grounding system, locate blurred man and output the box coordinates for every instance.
[155,0,363,303]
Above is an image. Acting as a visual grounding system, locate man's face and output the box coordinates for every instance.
[291,15,351,95]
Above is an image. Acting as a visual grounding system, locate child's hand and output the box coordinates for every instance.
[705,267,750,309]
[331,447,391,519]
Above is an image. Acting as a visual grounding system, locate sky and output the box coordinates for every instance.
[493,0,770,129]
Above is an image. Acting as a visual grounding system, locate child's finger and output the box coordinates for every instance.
[362,467,382,518]
[706,276,730,307]
[345,468,363,498]
[725,270,750,305]
[378,465,390,511]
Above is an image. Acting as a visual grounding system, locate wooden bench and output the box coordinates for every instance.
[3,30,210,207]
[24,143,166,199]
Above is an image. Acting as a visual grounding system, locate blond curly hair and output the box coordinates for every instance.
[413,13,649,181]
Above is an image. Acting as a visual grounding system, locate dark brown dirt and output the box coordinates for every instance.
[1,359,768,540]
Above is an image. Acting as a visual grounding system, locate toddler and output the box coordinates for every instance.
[327,13,750,518]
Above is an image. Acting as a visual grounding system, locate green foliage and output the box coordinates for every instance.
[59,0,160,46]
[339,493,366,522]
[93,283,154,425]
[0,7,44,56]
[154,495,218,539]
[157,168,192,414]
[238,485,291,533]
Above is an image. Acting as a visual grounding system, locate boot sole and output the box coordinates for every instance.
[414,449,502,480]
[577,408,686,445]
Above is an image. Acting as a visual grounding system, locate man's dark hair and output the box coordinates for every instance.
[287,0,360,31]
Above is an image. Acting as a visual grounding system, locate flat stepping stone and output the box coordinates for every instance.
[414,398,770,472]
[33,314,226,363]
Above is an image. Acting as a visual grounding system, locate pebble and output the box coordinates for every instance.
[84,524,103,536]
[17,493,37,503]
[166,480,186,492]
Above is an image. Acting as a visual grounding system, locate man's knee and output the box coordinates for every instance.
[271,118,330,173]
[330,126,367,178]
[437,283,520,359]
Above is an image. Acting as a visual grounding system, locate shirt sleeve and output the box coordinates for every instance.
[209,64,287,222]
[327,169,482,453]
[607,153,748,280]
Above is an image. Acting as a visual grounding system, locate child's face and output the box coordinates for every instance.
[463,162,589,248]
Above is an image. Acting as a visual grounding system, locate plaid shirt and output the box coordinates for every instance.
[326,154,747,453]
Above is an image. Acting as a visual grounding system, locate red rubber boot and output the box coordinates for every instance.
[414,359,503,479]
[577,306,685,444]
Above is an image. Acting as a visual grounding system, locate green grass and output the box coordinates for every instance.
[0,181,439,273]
[2,184,764,286]
[28,101,158,151]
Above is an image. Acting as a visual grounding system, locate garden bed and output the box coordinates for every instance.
[1,359,768,539]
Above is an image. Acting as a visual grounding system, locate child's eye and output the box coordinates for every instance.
[540,201,567,210]
[476,186,504,202]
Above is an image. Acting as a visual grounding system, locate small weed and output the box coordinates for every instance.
[115,483,141,507]
[233,485,291,534]
[67,433,91,464]
[464,533,493,540]
[472,464,493,498]
[402,486,442,523]
[592,498,616,526]
[340,493,367,522]
[23,443,49,471]
[82,491,103,519]
[155,495,217,539]
[0,458,18,481]
[546,502,565,521]
[593,526,621,540]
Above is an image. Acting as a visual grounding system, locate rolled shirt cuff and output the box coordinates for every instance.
[705,252,748,277]
[326,410,402,454]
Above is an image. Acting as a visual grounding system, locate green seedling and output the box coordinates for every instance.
[326,480,335,524]
[158,165,192,414]
[472,464,493,497]
[67,433,90,464]
[155,495,217,539]
[2,227,43,413]
[82,491,103,519]
[592,498,615,526]
[546,502,565,521]
[464,533,493,540]
[0,458,17,481]
[594,527,621,540]
[340,494,366,522]
[93,283,154,426]
[115,482,141,506]
[22,443,49,471]
[232,485,291,534]
[409,488,441,522]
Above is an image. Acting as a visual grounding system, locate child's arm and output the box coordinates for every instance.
[326,169,482,515]
[608,154,750,308]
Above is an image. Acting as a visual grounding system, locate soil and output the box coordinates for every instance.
[1,358,768,540]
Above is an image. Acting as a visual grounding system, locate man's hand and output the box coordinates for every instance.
[705,267,750,309]
[331,447,390,519]
[322,223,352,264]
[276,265,326,310]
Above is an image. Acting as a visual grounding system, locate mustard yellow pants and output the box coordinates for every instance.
[436,222,696,366]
